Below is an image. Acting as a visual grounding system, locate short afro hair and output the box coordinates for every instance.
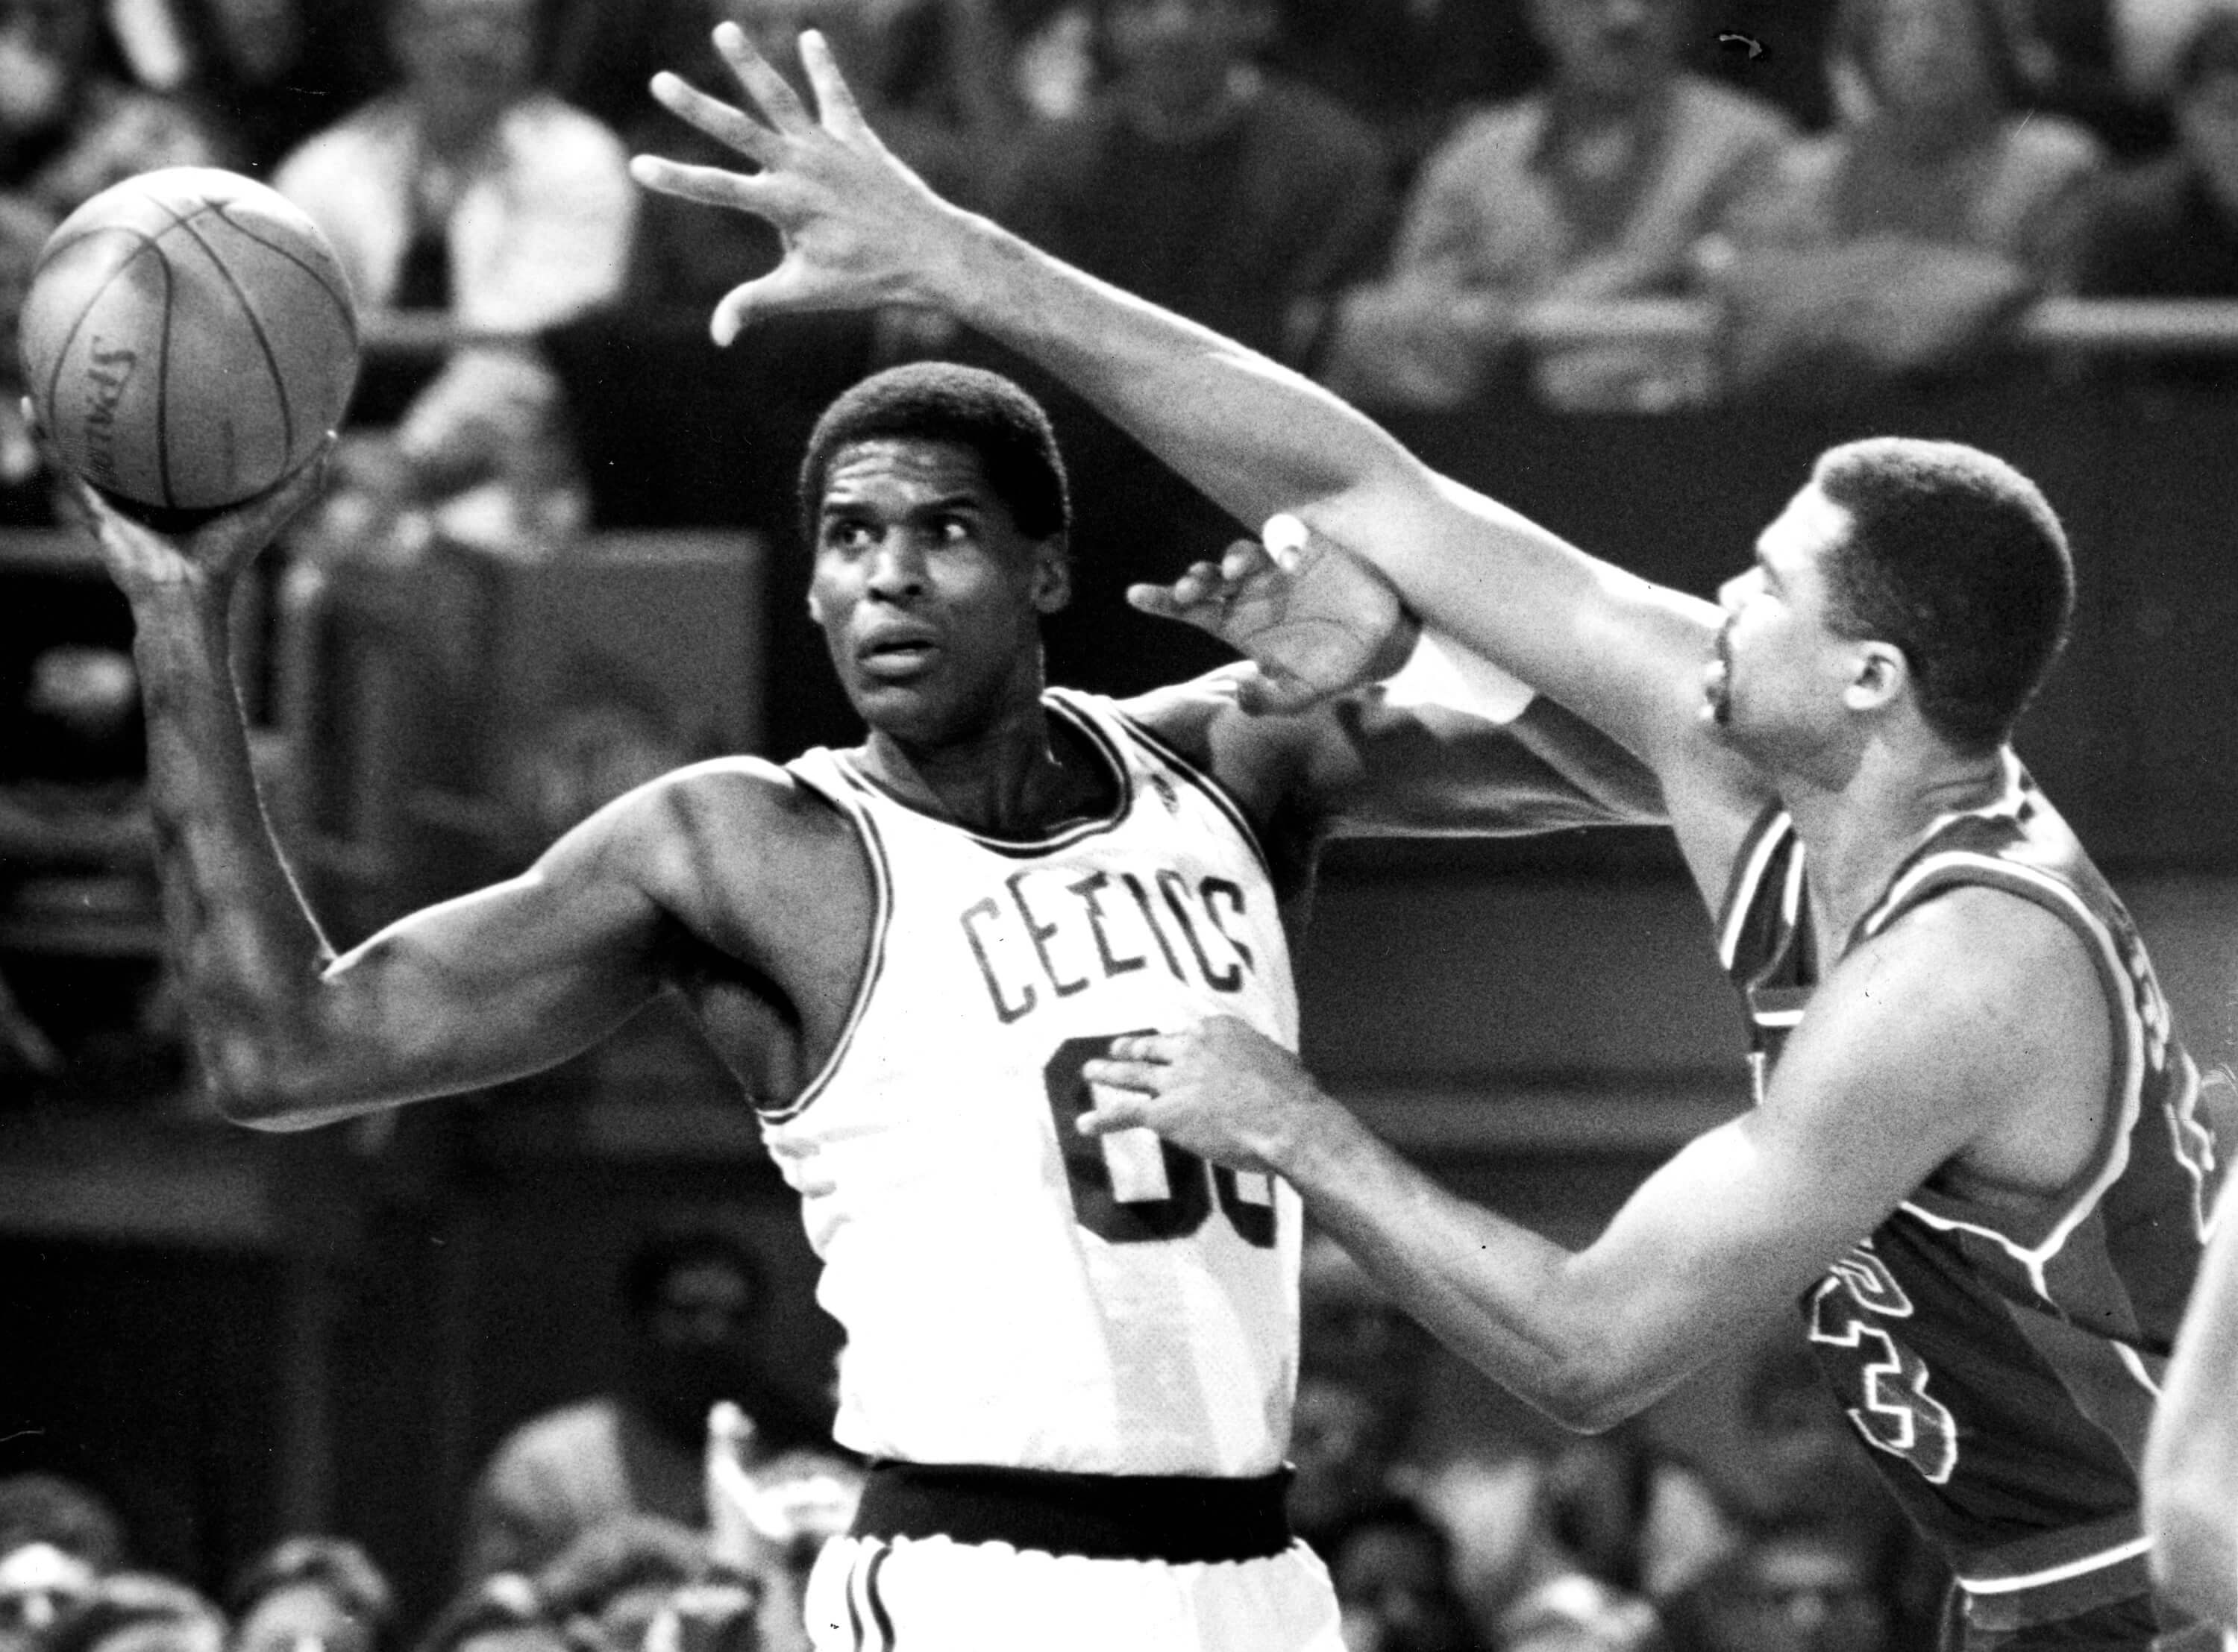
[1811,437,2073,754]
[798,364,1071,548]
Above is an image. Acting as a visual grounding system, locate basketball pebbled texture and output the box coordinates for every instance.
[18,166,360,521]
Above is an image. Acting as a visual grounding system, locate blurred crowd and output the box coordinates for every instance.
[0,1225,1949,1652]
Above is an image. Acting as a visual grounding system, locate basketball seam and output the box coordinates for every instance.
[166,204,298,462]
[204,204,361,349]
[29,198,229,279]
[39,229,175,503]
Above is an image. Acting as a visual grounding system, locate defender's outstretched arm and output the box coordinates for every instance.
[629,28,1766,896]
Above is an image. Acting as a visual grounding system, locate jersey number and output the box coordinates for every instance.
[1043,1032,1277,1249]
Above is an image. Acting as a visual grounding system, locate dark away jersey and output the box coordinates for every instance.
[1718,759,2225,1614]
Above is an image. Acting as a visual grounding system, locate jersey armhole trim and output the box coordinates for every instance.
[757,759,895,1125]
[1107,702,1276,885]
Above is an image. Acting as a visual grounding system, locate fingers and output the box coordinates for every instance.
[1261,512,1308,573]
[1125,581,1188,620]
[629,152,776,211]
[797,30,872,142]
[648,70,783,167]
[1219,536,1276,585]
[713,20,814,131]
[711,279,774,347]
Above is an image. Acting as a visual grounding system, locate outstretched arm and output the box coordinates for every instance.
[1125,519,1664,838]
[627,28,1767,899]
[1080,890,2098,1428]
[72,464,674,1128]
[2145,1170,2238,1632]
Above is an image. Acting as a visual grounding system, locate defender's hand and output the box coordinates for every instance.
[629,27,970,345]
[1129,514,1420,715]
[1080,1017,1331,1177]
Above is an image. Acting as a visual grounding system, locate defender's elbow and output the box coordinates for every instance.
[1533,1351,1659,1436]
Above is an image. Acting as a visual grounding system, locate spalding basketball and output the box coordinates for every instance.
[17,166,359,524]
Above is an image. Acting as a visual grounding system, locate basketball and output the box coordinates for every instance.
[16,166,359,525]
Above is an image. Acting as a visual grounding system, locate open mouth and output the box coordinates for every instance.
[859,636,939,679]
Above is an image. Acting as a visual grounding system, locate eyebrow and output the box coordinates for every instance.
[819,491,987,523]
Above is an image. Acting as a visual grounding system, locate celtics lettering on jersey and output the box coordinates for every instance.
[768,691,1304,1476]
[959,865,1260,1023]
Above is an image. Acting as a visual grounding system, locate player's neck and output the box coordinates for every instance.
[1782,744,2009,943]
[857,702,1115,837]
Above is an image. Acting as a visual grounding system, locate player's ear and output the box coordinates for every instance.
[1032,539,1071,615]
[1844,640,1908,714]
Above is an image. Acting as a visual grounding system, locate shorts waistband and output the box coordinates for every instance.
[850,1460,1295,1563]
[1954,1524,2156,1634]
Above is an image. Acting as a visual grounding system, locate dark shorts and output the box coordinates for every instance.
[1943,1587,2221,1651]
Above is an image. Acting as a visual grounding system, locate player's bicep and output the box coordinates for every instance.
[301,809,672,1108]
[1567,935,2017,1384]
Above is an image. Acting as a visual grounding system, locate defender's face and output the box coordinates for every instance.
[1706,485,1861,759]
[810,438,1065,746]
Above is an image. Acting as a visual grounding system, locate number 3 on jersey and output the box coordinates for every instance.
[1044,1032,1277,1248]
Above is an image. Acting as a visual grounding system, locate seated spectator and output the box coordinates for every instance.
[0,0,228,220]
[0,1474,128,1652]
[225,1537,394,1652]
[1324,1496,1481,1652]
[1660,1519,1893,1652]
[991,0,1394,371]
[41,1574,225,1652]
[460,1227,837,1586]
[1710,0,2107,399]
[1426,1443,1667,1652]
[1263,0,1543,192]
[272,0,636,533]
[1317,0,1793,413]
[2070,11,2238,300]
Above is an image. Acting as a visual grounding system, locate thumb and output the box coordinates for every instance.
[1076,1089,1149,1137]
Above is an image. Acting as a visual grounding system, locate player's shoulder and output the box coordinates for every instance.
[572,755,860,876]
[1836,879,2102,1036]
[1111,668,1308,822]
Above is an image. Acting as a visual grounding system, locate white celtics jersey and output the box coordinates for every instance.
[768,687,1303,1478]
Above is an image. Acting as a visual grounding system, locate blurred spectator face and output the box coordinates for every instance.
[1332,1521,1474,1652]
[2178,22,2238,210]
[231,1582,377,1652]
[0,0,95,136]
[1690,1530,1890,1652]
[1528,0,1681,105]
[1859,0,1999,122]
[1100,0,1273,126]
[1288,1375,1403,1541]
[633,1254,762,1444]
[0,1543,97,1652]
[390,0,539,149]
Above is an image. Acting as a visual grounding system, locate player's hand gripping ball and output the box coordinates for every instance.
[16,167,358,527]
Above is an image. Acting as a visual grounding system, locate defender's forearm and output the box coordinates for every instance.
[128,577,337,1123]
[1274,1099,1664,1432]
[934,222,1423,538]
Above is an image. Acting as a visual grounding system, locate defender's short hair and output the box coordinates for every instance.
[798,364,1071,547]
[1811,437,2073,754]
